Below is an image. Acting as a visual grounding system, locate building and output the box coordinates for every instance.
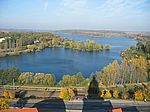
[0,38,5,43]
[0,37,11,43]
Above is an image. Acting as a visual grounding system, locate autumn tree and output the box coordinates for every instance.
[59,88,75,100]
[100,60,120,87]
[42,74,56,86]
[75,72,84,85]
[33,73,45,85]
[59,75,77,86]
[130,56,147,83]
[0,99,9,110]
[120,58,129,84]
[18,72,34,84]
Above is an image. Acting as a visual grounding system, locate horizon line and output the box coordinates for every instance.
[0,28,150,33]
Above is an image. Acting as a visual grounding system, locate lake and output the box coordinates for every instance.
[0,34,137,81]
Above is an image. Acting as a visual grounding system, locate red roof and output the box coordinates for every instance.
[111,108,122,112]
[1,108,38,112]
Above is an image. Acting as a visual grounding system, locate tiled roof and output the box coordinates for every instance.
[1,108,38,112]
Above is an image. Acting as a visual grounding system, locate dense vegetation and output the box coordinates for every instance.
[0,68,20,85]
[0,69,87,87]
[0,32,110,57]
[0,99,9,110]
[64,39,110,51]
[18,72,56,86]
[121,39,150,81]
[96,57,148,87]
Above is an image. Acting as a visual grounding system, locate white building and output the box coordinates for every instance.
[0,37,11,43]
[0,38,5,42]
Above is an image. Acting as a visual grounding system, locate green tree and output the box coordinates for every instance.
[33,73,45,85]
[43,74,56,86]
[0,67,20,85]
[18,72,34,84]
[75,72,84,85]
[59,75,77,86]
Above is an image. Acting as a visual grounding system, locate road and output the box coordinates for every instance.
[9,99,150,112]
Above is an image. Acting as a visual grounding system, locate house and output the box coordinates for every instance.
[34,40,40,44]
[0,38,5,43]
[0,37,11,43]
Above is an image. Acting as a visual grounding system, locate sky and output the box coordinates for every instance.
[0,0,150,31]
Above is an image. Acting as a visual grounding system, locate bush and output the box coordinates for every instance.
[68,88,75,99]
[134,90,144,101]
[59,88,75,100]
[113,90,119,98]
[9,91,15,99]
[121,92,129,100]
[128,89,135,99]
[0,99,9,110]
[2,90,15,99]
[103,90,112,99]
[3,91,9,98]
[143,91,150,101]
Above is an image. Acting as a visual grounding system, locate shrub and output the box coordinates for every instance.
[8,91,15,99]
[3,91,9,98]
[0,99,9,110]
[104,90,112,99]
[113,90,119,98]
[143,91,150,101]
[59,88,75,100]
[121,92,129,100]
[2,90,15,99]
[134,90,144,101]
[128,89,135,99]
[68,88,75,99]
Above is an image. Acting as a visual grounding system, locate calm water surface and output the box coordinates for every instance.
[0,34,137,81]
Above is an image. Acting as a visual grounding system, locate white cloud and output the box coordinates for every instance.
[60,0,88,14]
[96,0,149,17]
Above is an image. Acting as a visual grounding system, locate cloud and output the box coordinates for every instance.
[60,0,88,14]
[96,0,150,17]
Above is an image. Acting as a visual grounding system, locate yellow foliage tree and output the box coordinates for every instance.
[68,88,75,99]
[121,92,128,100]
[59,88,67,99]
[99,90,104,98]
[59,88,75,100]
[3,91,9,98]
[113,90,119,98]
[130,56,147,83]
[135,90,144,101]
[8,91,15,99]
[3,91,15,99]
[0,99,10,110]
[104,90,112,99]
[100,60,120,87]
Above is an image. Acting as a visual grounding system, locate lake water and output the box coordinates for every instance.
[0,34,137,81]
